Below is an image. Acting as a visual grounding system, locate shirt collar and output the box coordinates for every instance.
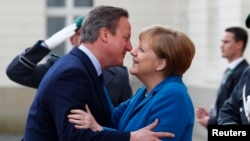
[78,45,102,76]
[228,57,244,70]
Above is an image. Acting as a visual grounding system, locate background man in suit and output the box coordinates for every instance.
[21,5,174,141]
[218,13,250,125]
[6,16,132,107]
[196,26,249,128]
[103,67,132,106]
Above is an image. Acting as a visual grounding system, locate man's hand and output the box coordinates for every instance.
[44,23,77,50]
[130,119,175,141]
[195,107,209,127]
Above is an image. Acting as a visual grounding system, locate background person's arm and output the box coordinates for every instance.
[6,24,76,88]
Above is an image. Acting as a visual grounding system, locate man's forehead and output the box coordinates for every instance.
[117,17,131,34]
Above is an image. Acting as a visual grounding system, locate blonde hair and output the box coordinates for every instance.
[139,25,195,77]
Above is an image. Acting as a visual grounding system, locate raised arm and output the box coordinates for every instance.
[6,24,77,88]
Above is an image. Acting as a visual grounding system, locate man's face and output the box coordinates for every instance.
[106,17,132,66]
[220,31,242,62]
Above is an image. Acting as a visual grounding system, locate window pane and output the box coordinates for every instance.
[47,17,66,56]
[74,0,93,7]
[47,0,65,7]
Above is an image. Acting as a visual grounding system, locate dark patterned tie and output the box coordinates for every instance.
[99,73,114,109]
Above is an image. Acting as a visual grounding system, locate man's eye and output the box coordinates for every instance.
[123,36,129,41]
[139,47,144,52]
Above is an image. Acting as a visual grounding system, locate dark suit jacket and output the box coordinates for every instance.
[208,59,249,125]
[103,67,132,107]
[23,47,130,141]
[6,40,132,107]
[218,66,250,125]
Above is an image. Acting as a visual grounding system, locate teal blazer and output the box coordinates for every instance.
[109,75,194,141]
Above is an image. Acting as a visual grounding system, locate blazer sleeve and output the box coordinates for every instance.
[6,40,59,88]
[146,84,194,141]
[218,84,243,124]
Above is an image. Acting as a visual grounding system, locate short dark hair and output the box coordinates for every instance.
[80,5,129,43]
[225,27,248,52]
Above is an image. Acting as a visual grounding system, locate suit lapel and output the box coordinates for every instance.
[126,88,155,122]
[69,47,112,114]
[103,68,115,86]
[134,92,154,112]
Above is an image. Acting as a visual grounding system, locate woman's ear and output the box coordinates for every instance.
[156,59,167,71]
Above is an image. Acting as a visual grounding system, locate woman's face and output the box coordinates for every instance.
[129,38,163,80]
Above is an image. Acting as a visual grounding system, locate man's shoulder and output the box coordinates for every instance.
[233,59,249,74]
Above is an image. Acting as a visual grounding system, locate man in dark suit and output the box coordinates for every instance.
[6,16,132,107]
[103,67,132,106]
[218,13,250,125]
[196,26,249,128]
[21,5,173,141]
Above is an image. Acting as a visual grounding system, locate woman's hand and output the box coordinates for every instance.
[68,104,103,131]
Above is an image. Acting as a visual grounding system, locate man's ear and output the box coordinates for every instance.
[236,40,244,51]
[99,28,109,42]
[69,36,74,45]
